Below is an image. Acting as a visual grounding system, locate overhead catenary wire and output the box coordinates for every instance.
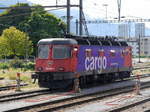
[0,7,66,28]
[0,2,116,21]
[0,5,79,10]
[0,7,66,21]
[88,3,117,18]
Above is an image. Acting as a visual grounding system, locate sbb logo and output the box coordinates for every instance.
[85,56,107,71]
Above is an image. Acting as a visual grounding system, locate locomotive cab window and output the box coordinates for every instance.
[52,46,71,59]
[38,45,49,59]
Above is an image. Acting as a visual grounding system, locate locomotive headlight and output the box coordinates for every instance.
[73,47,78,51]
[37,67,43,71]
[73,47,78,57]
[58,67,65,71]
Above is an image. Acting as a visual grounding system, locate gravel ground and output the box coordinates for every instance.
[0,87,41,96]
[61,88,150,112]
[1,75,150,111]
[121,101,150,112]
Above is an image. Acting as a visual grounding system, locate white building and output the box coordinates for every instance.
[135,23,145,37]
[126,37,150,57]
[126,38,139,57]
[118,24,129,38]
[140,37,150,56]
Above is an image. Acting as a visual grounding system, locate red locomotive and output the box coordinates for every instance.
[33,35,132,89]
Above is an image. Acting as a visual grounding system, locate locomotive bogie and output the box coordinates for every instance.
[37,72,74,89]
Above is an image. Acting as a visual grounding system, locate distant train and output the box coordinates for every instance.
[33,35,132,89]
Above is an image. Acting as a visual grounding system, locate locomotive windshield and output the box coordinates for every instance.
[52,46,71,59]
[38,45,49,59]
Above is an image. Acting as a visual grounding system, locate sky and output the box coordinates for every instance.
[27,0,150,19]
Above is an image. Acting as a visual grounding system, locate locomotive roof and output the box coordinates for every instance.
[38,36,128,46]
[38,38,78,45]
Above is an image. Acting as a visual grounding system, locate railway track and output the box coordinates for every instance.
[109,95,150,112]
[0,73,148,103]
[0,66,148,92]
[0,83,28,91]
[133,66,150,70]
[5,79,150,112]
[0,89,50,103]
[0,66,149,112]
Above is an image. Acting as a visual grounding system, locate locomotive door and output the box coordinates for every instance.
[124,47,132,67]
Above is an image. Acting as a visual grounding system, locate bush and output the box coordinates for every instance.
[0,63,9,69]
[22,62,35,71]
[0,58,35,71]
[9,58,24,68]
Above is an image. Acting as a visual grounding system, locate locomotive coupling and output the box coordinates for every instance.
[31,73,38,84]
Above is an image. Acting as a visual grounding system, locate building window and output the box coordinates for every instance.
[144,51,148,54]
[144,39,148,41]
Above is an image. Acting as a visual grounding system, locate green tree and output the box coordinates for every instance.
[20,7,66,45]
[0,26,33,58]
[0,36,9,58]
[0,3,66,54]
[0,3,32,34]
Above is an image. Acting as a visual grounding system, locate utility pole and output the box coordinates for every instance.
[76,19,78,35]
[56,0,58,5]
[79,0,83,36]
[103,4,108,19]
[138,34,141,63]
[67,0,70,34]
[117,0,121,22]
[128,22,131,38]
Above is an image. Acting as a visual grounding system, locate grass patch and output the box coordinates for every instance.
[0,60,38,89]
[0,68,38,88]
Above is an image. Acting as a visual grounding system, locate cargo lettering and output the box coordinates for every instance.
[85,56,107,71]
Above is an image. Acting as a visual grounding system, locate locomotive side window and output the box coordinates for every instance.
[121,50,126,56]
[121,49,130,56]
[110,50,116,57]
[85,49,92,57]
[38,45,49,59]
[99,49,104,56]
[52,46,71,59]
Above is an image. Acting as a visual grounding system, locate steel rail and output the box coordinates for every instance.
[0,89,50,103]
[133,66,150,70]
[109,95,150,112]
[5,81,150,112]
[0,83,28,91]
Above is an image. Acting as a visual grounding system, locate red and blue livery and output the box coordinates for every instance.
[34,35,132,89]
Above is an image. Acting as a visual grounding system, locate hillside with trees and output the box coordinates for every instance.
[0,3,66,55]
